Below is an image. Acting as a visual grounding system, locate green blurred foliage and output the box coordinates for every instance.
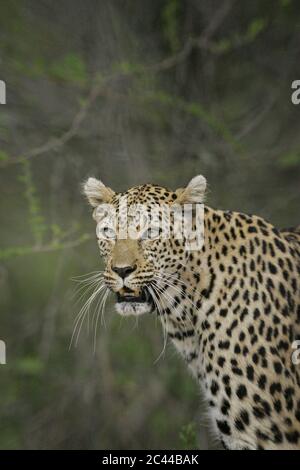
[0,0,299,451]
[162,0,182,53]
[179,422,198,450]
[278,150,300,169]
[0,150,9,162]
[19,160,47,245]
[48,54,87,85]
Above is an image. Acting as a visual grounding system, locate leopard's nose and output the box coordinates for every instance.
[112,264,137,279]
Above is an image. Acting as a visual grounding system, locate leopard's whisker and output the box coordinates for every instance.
[72,278,105,304]
[70,282,106,348]
[152,278,195,332]
[93,288,110,353]
[147,283,168,362]
[154,273,200,312]
[159,270,199,294]
[79,285,108,345]
[71,270,104,282]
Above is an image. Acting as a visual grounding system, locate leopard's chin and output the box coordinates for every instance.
[115,288,155,316]
[115,301,153,316]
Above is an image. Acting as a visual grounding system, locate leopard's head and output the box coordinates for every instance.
[83,176,206,316]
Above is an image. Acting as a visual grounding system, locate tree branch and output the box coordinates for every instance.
[0,234,92,261]
[0,1,235,168]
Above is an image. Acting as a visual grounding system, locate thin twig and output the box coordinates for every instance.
[0,234,92,261]
[149,0,235,72]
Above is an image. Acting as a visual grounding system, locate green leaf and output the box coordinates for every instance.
[49,53,87,85]
[51,224,63,239]
[246,18,267,41]
[280,0,291,7]
[162,0,181,53]
[179,422,198,450]
[0,150,9,161]
[16,357,44,375]
[278,151,300,168]
[212,38,231,54]
[115,61,144,74]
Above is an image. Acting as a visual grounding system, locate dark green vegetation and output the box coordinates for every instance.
[0,0,299,449]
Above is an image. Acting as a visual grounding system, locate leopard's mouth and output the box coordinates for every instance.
[115,287,155,316]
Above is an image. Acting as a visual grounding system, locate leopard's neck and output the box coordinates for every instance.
[158,205,224,368]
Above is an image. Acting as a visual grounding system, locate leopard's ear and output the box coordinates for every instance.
[82,177,115,207]
[175,175,207,204]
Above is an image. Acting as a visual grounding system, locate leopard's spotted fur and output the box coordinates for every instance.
[83,175,300,450]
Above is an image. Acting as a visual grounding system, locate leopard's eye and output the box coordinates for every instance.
[141,226,160,240]
[98,226,116,240]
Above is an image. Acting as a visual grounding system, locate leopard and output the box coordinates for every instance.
[83,174,300,450]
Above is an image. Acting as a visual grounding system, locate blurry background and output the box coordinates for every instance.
[0,0,300,450]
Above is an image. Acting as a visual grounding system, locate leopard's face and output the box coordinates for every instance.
[94,194,171,316]
[83,176,206,316]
